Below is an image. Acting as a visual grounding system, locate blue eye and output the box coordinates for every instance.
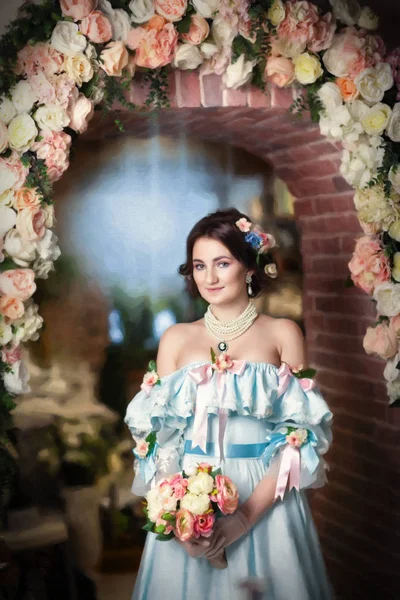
[218,262,230,268]
[194,264,204,270]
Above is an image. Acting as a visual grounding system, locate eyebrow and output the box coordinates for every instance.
[192,256,232,262]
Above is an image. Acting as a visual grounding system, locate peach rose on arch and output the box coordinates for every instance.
[264,56,295,88]
[15,187,42,210]
[363,321,398,360]
[181,14,209,45]
[336,77,359,102]
[80,11,112,44]
[278,1,319,47]
[0,269,36,301]
[129,23,178,69]
[100,40,129,77]
[60,0,98,22]
[154,0,187,22]
[348,236,390,295]
[16,207,47,242]
[68,94,94,134]
[0,296,25,321]
[308,12,336,53]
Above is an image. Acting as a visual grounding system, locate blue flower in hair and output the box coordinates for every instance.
[244,231,263,250]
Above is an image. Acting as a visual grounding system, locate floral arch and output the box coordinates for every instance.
[1,0,400,446]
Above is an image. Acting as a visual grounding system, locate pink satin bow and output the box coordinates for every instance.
[277,363,316,397]
[188,360,246,461]
[274,444,300,501]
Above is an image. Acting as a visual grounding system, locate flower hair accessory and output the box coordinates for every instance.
[235,217,277,270]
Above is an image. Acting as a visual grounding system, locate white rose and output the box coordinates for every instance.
[64,53,94,86]
[42,204,55,228]
[172,44,203,70]
[8,113,38,152]
[0,121,8,153]
[373,282,400,317]
[340,136,384,188]
[0,190,15,208]
[272,37,306,59]
[180,492,211,515]
[187,472,214,495]
[0,163,17,195]
[146,487,163,521]
[355,63,394,105]
[361,102,391,135]
[110,9,131,41]
[34,105,70,132]
[317,82,343,114]
[184,465,198,476]
[36,229,61,261]
[329,0,361,26]
[212,15,237,48]
[389,221,400,242]
[0,96,16,124]
[384,353,400,383]
[357,6,379,30]
[223,55,256,89]
[50,21,87,56]
[3,360,31,395]
[389,165,400,194]
[387,378,400,405]
[192,0,218,18]
[11,301,43,343]
[33,257,55,279]
[0,207,17,239]
[129,0,155,23]
[294,52,323,85]
[200,41,218,59]
[4,229,37,266]
[267,0,285,26]
[11,80,38,114]
[161,494,178,512]
[386,103,400,143]
[0,321,13,345]
[319,106,351,140]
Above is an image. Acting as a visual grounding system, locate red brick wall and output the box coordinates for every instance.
[82,72,400,598]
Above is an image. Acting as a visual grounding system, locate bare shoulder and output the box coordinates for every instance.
[265,317,306,368]
[156,322,201,376]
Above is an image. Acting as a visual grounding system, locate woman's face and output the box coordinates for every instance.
[192,237,249,306]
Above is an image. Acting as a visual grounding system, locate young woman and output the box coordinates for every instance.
[125,208,334,600]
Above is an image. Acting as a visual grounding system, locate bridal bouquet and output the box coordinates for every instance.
[142,463,239,542]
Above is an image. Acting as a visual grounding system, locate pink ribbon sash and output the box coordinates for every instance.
[188,360,246,460]
[277,363,316,396]
[274,444,301,501]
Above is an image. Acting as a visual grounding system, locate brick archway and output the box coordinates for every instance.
[79,73,399,596]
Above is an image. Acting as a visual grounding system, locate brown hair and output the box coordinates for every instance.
[178,208,275,298]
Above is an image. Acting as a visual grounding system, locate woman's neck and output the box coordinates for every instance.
[209,298,252,322]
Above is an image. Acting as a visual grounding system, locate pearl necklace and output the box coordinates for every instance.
[204,301,258,352]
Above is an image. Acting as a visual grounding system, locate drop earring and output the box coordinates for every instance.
[245,273,253,296]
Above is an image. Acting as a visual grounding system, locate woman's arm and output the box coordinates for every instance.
[156,324,186,377]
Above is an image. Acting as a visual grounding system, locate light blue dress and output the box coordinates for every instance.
[125,361,334,600]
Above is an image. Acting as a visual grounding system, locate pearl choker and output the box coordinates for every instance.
[204,301,258,352]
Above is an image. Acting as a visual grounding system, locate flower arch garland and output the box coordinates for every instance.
[1,0,400,443]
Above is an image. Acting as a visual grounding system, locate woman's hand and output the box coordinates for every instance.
[177,533,227,560]
[202,510,250,560]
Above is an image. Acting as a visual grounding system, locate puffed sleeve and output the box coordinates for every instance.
[262,367,333,499]
[124,369,195,496]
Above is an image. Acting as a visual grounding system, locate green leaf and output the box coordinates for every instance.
[294,368,316,379]
[344,275,355,288]
[0,258,19,272]
[176,13,192,34]
[145,431,157,447]
[155,532,175,541]
[161,512,176,522]
[210,347,216,364]
[142,521,154,532]
[154,524,166,534]
[148,360,157,372]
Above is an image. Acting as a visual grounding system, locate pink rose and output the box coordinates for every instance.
[155,516,173,535]
[154,0,187,22]
[143,371,159,386]
[80,10,113,44]
[175,508,195,542]
[213,475,239,515]
[213,352,234,373]
[60,0,98,22]
[15,188,42,210]
[308,12,336,53]
[0,296,25,320]
[32,130,72,183]
[197,463,213,474]
[68,94,94,134]
[169,473,188,499]
[348,236,391,295]
[132,23,178,69]
[278,1,319,47]
[264,56,295,88]
[1,344,23,365]
[28,72,56,105]
[0,269,36,301]
[363,321,398,360]
[193,512,215,538]
[16,207,46,242]
[235,217,252,232]
[323,27,374,78]
[181,14,209,45]
[100,41,129,77]
[1,152,29,190]
[52,74,79,110]
[135,439,149,458]
[286,432,303,448]
[16,43,63,78]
